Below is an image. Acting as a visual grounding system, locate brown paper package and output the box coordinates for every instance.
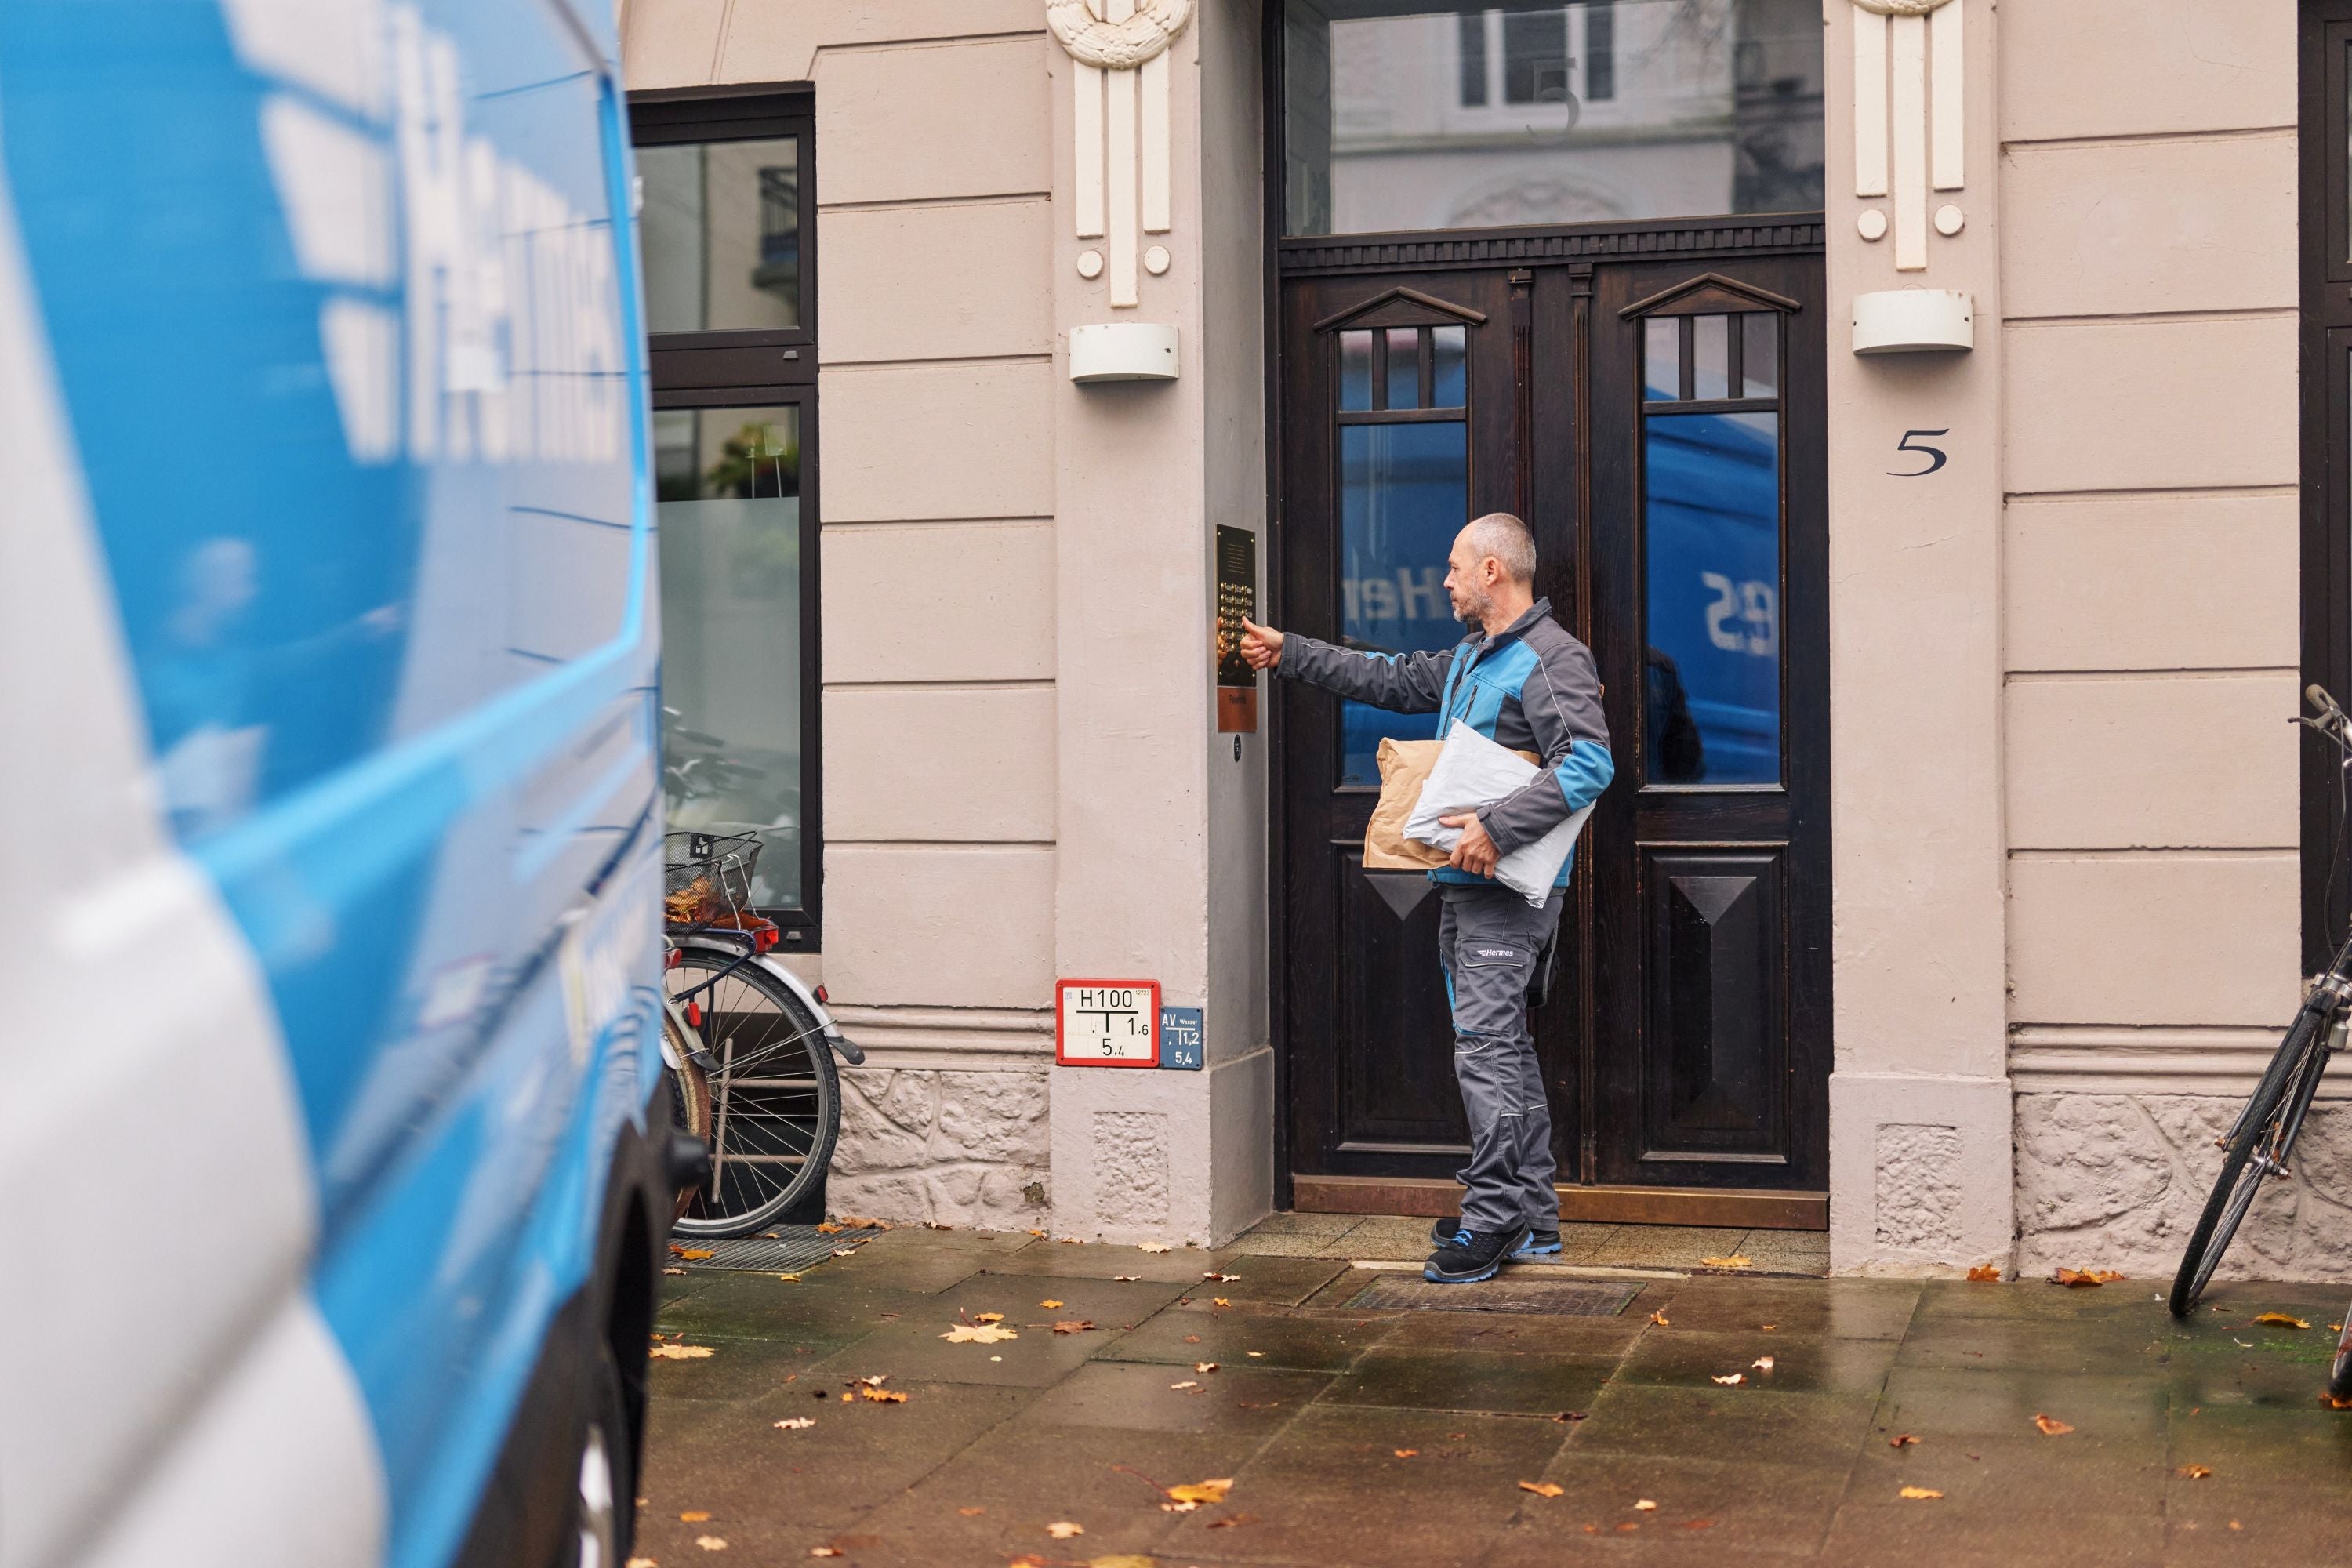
[1361,735,1537,871]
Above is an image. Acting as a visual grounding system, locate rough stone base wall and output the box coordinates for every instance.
[826,1066,1051,1228]
[2014,1092,2352,1283]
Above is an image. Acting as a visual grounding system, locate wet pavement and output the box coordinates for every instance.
[633,1221,2352,1567]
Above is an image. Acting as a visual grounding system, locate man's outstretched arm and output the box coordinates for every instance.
[1239,617,1451,713]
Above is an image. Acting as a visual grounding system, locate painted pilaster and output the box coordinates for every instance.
[1046,0,1272,1245]
[1824,0,2013,1274]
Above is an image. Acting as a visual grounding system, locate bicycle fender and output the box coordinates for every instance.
[674,935,864,1065]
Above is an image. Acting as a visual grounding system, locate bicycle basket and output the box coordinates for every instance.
[662,830,767,936]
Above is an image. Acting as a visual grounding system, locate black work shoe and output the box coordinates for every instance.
[1423,1225,1528,1284]
[1428,1215,1562,1256]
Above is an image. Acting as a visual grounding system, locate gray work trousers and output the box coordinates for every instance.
[1438,881,1564,1234]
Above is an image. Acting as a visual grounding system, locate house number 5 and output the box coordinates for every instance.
[1889,429,1949,477]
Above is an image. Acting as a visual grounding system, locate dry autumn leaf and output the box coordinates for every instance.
[1040,1299,1065,1309]
[1195,1361,1219,1374]
[973,1312,1005,1324]
[829,1248,858,1258]
[1203,1272,1240,1282]
[2033,1414,2074,1436]
[809,1550,841,1560]
[677,1250,714,1261]
[1138,1243,1172,1253]
[774,1417,815,1431]
[1112,1273,1140,1281]
[649,1345,714,1360]
[1089,1558,1159,1568]
[1650,1312,1670,1327]
[1395,1449,1419,1458]
[2253,1312,2312,1329]
[1518,1482,1565,1498]
[1170,1379,1200,1391]
[941,1324,1019,1344]
[681,1511,712,1522]
[1166,1479,1234,1506]
[1045,1521,1085,1540]
[2180,1465,2213,1479]
[815,1222,842,1234]
[662,1266,687,1276]
[1699,1255,1752,1269]
[858,1387,906,1403]
[1752,1357,1775,1373]
[2053,1269,2103,1288]
[1052,1320,1096,1334]
[1889,1434,1918,1448]
[1059,1236,1083,1244]
[959,1506,986,1516]
[1899,1486,1943,1501]
[2323,1392,2352,1410]
[694,1537,727,1552]
[1633,1500,1657,1512]
[1966,1265,2001,1282]
[1711,1374,1744,1385]
[777,1273,800,1283]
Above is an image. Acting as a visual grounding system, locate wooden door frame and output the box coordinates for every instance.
[1257,5,1830,1225]
[2301,4,2352,971]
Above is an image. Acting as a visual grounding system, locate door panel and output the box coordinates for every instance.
[1279,250,1828,1217]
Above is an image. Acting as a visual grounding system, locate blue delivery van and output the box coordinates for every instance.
[0,2,673,1565]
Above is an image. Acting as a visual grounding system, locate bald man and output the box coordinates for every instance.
[1240,514,1613,1283]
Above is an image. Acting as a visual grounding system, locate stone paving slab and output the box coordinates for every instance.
[632,1225,2352,1566]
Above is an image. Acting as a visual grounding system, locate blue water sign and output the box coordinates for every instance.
[1160,1007,1205,1070]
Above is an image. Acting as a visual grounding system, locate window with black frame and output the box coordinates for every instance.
[631,87,822,945]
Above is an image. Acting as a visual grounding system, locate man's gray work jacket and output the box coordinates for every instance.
[1279,597,1614,889]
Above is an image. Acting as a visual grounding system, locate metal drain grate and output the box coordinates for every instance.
[672,1225,876,1273]
[1345,1274,1642,1317]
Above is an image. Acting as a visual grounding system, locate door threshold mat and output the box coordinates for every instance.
[1345,1273,1644,1317]
[1351,1258,1686,1283]
[670,1226,878,1273]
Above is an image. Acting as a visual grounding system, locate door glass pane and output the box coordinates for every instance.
[1740,311,1778,397]
[1432,325,1468,406]
[1339,329,1374,410]
[656,405,805,906]
[1385,327,1422,408]
[1644,317,1680,400]
[1339,421,1468,785]
[1283,0,1824,237]
[1691,314,1730,400]
[638,137,802,333]
[1643,410,1779,785]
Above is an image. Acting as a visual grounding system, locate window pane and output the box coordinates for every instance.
[1385,326,1422,408]
[1457,11,1488,106]
[638,137,801,333]
[1284,0,1824,237]
[1740,311,1778,397]
[1340,421,1468,786]
[1643,410,1779,785]
[1339,329,1374,409]
[1692,314,1730,400]
[1644,317,1680,401]
[657,406,805,906]
[1432,324,1468,407]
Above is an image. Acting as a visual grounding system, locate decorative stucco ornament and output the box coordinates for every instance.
[1851,0,1964,270]
[1051,0,1190,309]
[1046,0,1192,69]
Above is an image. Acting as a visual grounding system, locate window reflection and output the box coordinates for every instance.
[656,406,805,906]
[638,137,802,333]
[1339,421,1468,785]
[1284,0,1823,238]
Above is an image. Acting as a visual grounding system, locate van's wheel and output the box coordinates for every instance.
[561,1342,635,1568]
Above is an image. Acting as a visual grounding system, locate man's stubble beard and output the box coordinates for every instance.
[1452,586,1492,627]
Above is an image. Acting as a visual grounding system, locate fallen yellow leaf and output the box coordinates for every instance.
[1169,1379,1200,1391]
[1213,1297,1232,1308]
[1699,1255,1752,1269]
[859,1386,906,1403]
[1087,1557,1159,1568]
[1045,1521,1085,1540]
[941,1323,1019,1344]
[2323,1392,2352,1410]
[1165,1479,1233,1506]
[1889,1433,1918,1448]
[1394,1449,1419,1458]
[694,1537,727,1552]
[958,1507,985,1516]
[1711,1374,1744,1385]
[1899,1486,1943,1501]
[1965,1265,2001,1282]
[677,1250,714,1261]
[1751,1357,1775,1373]
[777,1273,800,1283]
[1196,1360,1219,1374]
[1518,1481,1564,1498]
[681,1511,711,1522]
[1052,1320,1096,1334]
[1040,1299,1065,1309]
[2033,1414,2074,1436]
[662,1266,687,1276]
[973,1312,1005,1324]
[2253,1312,2312,1329]
[809,1550,841,1560]
[1138,1243,1172,1253]
[1650,1312,1669,1327]
[650,1345,714,1360]
[2053,1269,2104,1288]
[1632,1500,1657,1512]
[2179,1464,2212,1479]
[815,1222,842,1234]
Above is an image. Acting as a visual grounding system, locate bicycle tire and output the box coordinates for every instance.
[2169,1004,2328,1317]
[2330,1307,2352,1403]
[660,1007,713,1225]
[665,948,840,1238]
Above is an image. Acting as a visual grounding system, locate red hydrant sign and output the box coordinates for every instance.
[1055,978,1161,1066]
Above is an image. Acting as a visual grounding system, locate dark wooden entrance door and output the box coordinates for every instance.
[1276,248,1829,1228]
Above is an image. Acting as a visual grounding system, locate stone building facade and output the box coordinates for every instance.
[619,0,2347,1279]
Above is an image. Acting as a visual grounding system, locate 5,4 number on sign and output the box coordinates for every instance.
[1056,978,1161,1067]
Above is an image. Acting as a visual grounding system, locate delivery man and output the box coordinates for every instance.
[1239,513,1613,1283]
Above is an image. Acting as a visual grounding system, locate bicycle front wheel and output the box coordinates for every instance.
[2169,1005,2326,1317]
[665,948,841,1237]
[2330,1305,2352,1402]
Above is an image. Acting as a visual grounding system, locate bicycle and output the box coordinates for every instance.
[2170,687,2352,1396]
[660,830,858,1237]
